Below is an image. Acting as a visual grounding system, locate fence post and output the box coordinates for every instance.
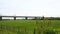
[17,26,20,34]
[34,28,36,34]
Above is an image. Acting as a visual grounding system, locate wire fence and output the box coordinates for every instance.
[0,25,29,34]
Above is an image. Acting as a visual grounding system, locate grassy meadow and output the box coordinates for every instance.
[0,20,60,34]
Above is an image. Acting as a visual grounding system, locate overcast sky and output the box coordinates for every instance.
[0,0,60,17]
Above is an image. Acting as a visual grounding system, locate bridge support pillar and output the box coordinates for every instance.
[35,17,38,20]
[14,17,16,20]
[41,16,44,20]
[0,16,2,20]
[25,17,28,20]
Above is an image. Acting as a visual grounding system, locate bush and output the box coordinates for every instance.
[43,29,56,34]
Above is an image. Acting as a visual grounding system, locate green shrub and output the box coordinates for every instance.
[43,29,56,34]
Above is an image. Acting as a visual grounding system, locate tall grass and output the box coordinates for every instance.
[0,20,60,34]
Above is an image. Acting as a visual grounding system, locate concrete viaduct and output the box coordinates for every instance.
[0,16,44,20]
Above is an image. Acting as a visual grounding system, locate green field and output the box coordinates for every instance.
[0,20,60,34]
